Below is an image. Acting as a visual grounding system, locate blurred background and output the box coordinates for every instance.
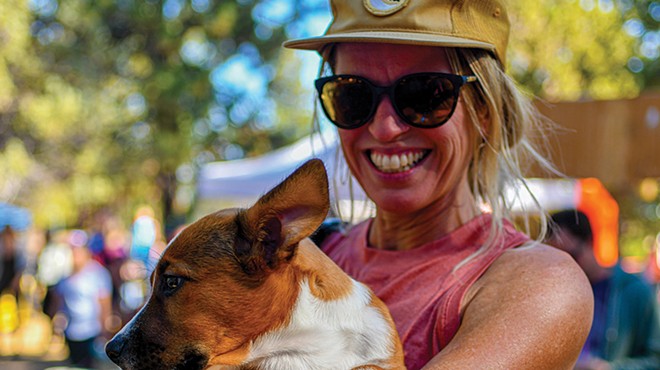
[0,0,659,368]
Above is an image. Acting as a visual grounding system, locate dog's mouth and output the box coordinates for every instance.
[173,350,209,370]
[109,342,208,370]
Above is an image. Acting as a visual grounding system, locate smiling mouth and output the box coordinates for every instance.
[368,150,430,173]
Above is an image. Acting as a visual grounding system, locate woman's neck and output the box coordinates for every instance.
[368,182,481,251]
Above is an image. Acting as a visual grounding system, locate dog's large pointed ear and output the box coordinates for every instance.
[237,159,330,273]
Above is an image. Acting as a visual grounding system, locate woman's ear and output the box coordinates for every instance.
[320,43,337,73]
[465,93,491,147]
[477,105,490,134]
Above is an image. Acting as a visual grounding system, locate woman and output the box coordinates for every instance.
[285,0,593,369]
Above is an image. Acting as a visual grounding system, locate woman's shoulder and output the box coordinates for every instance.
[447,243,594,369]
[479,242,593,308]
[495,241,581,271]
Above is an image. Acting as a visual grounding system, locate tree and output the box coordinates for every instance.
[508,0,659,101]
[1,0,327,230]
[1,0,656,231]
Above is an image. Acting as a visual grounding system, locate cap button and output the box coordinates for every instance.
[493,7,501,17]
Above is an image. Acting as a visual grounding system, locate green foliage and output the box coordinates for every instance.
[1,0,319,230]
[0,0,657,232]
[618,191,660,261]
[508,0,658,101]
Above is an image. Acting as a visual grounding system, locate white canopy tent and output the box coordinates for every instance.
[194,131,372,219]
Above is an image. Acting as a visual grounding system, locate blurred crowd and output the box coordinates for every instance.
[1,203,660,368]
[0,205,175,368]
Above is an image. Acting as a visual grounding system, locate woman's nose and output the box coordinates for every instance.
[367,95,410,142]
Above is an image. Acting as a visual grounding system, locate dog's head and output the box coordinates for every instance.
[106,159,329,370]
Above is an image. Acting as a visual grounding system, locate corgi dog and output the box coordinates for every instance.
[105,159,405,370]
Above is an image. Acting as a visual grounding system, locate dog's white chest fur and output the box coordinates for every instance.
[243,278,394,369]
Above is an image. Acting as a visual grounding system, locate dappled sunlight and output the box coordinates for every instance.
[0,0,657,367]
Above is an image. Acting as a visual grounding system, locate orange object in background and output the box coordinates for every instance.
[577,178,619,267]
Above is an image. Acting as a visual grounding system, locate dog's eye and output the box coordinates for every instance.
[166,276,182,289]
[163,275,184,294]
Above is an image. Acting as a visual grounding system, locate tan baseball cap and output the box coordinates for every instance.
[283,0,510,65]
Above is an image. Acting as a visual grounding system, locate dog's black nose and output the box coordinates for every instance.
[105,335,126,363]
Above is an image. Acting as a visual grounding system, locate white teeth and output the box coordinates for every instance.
[369,151,427,173]
[390,155,400,169]
[400,154,409,167]
[381,155,391,170]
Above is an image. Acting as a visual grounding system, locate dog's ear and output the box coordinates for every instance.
[238,159,330,272]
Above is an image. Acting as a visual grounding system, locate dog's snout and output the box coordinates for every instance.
[105,334,126,363]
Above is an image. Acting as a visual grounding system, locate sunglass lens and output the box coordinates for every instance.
[394,75,457,127]
[321,77,373,129]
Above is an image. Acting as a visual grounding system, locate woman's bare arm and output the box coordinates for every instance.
[423,244,593,369]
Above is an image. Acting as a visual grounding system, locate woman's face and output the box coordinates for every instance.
[334,43,477,215]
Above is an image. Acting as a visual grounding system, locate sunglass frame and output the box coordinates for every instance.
[315,72,477,129]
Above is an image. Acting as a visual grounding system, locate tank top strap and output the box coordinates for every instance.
[435,220,531,348]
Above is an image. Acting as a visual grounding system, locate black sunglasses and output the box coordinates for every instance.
[315,72,477,130]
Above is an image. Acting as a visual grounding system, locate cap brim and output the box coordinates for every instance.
[283,31,495,54]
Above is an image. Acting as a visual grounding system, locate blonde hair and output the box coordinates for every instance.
[445,48,559,262]
[315,46,558,249]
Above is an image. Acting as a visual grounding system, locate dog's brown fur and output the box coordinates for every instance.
[106,159,404,370]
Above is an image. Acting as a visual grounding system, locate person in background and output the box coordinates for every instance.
[284,0,593,368]
[38,230,73,319]
[52,229,113,368]
[547,209,660,370]
[129,205,158,273]
[101,222,135,329]
[0,226,23,296]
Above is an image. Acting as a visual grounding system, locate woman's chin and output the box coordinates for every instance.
[367,190,430,215]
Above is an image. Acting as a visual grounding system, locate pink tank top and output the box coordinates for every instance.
[321,214,530,370]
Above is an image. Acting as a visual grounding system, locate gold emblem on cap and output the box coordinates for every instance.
[363,0,409,16]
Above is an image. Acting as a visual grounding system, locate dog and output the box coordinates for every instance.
[105,159,405,370]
